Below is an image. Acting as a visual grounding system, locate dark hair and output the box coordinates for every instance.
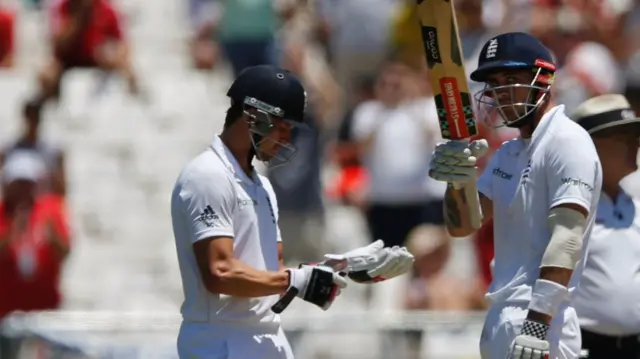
[224,102,244,128]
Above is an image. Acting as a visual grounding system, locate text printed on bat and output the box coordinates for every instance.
[434,78,476,138]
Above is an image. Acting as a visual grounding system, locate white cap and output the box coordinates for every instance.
[2,151,47,184]
[571,94,640,134]
[564,42,625,95]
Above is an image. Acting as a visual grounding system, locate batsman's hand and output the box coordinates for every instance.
[429,139,489,185]
[324,240,415,283]
[508,319,550,359]
[286,264,348,311]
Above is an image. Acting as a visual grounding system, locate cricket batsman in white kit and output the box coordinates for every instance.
[429,32,602,359]
[170,65,414,359]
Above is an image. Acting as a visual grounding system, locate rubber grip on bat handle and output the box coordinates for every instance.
[451,182,482,229]
[271,287,299,314]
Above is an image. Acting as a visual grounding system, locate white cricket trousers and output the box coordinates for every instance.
[479,302,581,359]
[177,321,294,359]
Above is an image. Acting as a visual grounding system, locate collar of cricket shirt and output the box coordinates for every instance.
[210,135,257,186]
[528,104,565,151]
[596,188,633,224]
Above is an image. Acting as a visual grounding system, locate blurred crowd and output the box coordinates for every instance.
[0,0,640,357]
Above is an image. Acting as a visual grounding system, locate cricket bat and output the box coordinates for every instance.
[416,0,483,229]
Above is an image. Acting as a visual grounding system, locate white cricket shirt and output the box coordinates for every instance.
[477,105,602,306]
[171,135,282,325]
[573,190,640,336]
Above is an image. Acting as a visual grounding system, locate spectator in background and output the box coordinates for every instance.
[189,0,301,76]
[0,98,66,196]
[0,5,15,68]
[0,151,71,321]
[39,0,138,100]
[328,75,376,206]
[352,60,446,248]
[555,41,625,114]
[314,0,400,108]
[266,41,339,264]
[188,0,222,70]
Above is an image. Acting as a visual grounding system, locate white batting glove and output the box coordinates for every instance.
[429,139,489,185]
[324,240,415,283]
[508,319,550,359]
[287,264,348,311]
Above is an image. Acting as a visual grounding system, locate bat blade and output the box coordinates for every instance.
[416,0,477,141]
[416,0,483,229]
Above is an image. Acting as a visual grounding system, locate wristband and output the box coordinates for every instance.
[528,279,569,316]
[522,319,549,340]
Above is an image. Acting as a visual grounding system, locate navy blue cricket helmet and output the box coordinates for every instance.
[227,65,307,124]
[470,32,557,128]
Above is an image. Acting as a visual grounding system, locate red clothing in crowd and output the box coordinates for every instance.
[0,7,15,67]
[0,195,71,319]
[50,0,123,66]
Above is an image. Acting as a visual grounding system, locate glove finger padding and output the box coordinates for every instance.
[428,168,477,183]
[368,246,414,279]
[398,248,415,274]
[353,246,415,282]
[435,140,471,155]
[469,139,489,157]
[323,240,385,263]
[433,154,477,167]
[509,332,550,359]
[430,163,478,176]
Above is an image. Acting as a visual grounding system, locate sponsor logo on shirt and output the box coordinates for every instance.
[492,167,513,180]
[196,205,220,227]
[561,177,594,192]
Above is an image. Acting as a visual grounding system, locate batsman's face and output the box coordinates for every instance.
[256,117,294,161]
[482,70,537,123]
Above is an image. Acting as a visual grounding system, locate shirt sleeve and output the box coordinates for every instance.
[545,134,600,213]
[177,169,236,243]
[350,102,381,141]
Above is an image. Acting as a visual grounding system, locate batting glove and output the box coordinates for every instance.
[508,319,550,359]
[429,139,489,185]
[286,264,348,311]
[324,240,415,283]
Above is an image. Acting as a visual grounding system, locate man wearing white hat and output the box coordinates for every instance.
[571,94,640,359]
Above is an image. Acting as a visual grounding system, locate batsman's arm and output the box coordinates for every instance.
[178,169,289,297]
[194,237,290,297]
[444,184,493,238]
[526,203,587,325]
[526,138,599,329]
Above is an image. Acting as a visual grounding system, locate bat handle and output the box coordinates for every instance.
[271,288,299,314]
[451,182,482,229]
[465,183,483,229]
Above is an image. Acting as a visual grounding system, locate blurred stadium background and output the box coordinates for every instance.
[0,0,639,358]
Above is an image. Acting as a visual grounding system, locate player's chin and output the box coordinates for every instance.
[257,150,277,161]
